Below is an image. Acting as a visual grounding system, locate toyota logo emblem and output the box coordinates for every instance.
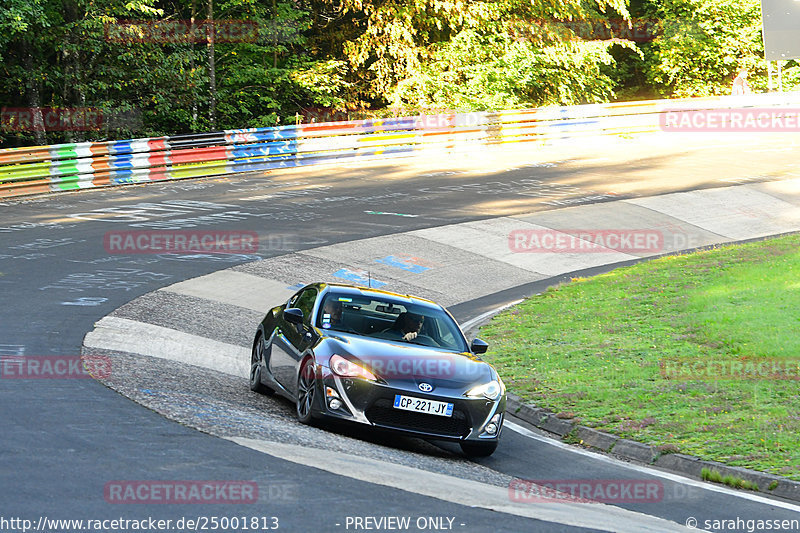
[418,382,433,392]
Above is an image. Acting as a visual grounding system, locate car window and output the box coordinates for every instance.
[287,289,303,308]
[293,288,318,325]
[317,292,468,352]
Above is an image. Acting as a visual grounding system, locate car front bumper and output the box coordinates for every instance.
[313,365,505,442]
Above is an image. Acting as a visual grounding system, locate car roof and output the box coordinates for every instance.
[315,282,440,309]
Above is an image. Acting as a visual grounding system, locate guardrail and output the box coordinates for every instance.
[2,92,798,198]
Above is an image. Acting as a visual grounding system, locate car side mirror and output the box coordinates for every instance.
[284,308,304,325]
[471,338,489,354]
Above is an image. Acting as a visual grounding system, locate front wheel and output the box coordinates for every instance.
[460,440,498,457]
[296,358,317,425]
[250,334,274,395]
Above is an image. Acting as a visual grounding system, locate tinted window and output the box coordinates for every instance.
[293,288,318,325]
[317,292,468,352]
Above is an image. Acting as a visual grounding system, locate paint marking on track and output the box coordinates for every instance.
[365,210,419,218]
[460,299,524,332]
[229,437,689,533]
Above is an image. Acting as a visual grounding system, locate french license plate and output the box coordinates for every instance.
[393,395,453,417]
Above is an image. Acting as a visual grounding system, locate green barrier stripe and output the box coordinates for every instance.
[53,145,78,159]
[0,163,53,182]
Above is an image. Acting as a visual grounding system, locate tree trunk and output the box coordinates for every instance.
[23,50,46,145]
[207,0,217,130]
[190,0,199,131]
[61,47,73,144]
[73,45,86,143]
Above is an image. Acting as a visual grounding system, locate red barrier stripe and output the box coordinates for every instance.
[299,125,361,136]
[148,153,170,166]
[300,122,362,132]
[148,168,172,181]
[420,127,483,137]
[169,146,227,164]
[149,139,168,151]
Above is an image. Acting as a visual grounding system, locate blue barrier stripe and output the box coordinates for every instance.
[110,141,133,155]
[547,119,602,129]
[226,130,300,142]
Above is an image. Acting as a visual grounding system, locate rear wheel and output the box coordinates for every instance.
[460,440,498,457]
[296,358,317,424]
[250,334,274,395]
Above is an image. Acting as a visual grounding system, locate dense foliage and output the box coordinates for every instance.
[0,0,791,146]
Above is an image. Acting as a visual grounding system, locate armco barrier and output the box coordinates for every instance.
[2,92,799,199]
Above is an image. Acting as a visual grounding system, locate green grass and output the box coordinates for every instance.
[480,234,800,480]
[701,468,759,491]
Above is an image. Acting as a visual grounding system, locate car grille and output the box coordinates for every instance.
[365,398,470,438]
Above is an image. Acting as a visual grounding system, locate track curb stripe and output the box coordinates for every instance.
[229,437,690,533]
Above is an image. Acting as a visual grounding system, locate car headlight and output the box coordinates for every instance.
[465,380,502,400]
[329,354,377,381]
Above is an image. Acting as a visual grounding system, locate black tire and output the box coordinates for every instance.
[250,333,274,395]
[460,440,498,457]
[296,358,317,425]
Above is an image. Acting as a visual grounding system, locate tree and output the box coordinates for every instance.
[637,0,767,97]
[313,0,634,109]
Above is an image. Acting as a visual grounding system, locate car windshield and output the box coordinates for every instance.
[316,292,469,352]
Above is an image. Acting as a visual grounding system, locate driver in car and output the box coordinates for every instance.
[383,312,424,341]
[320,299,343,329]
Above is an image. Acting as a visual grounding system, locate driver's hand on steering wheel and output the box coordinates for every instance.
[402,331,418,341]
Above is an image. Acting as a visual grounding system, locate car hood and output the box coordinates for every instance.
[323,334,495,389]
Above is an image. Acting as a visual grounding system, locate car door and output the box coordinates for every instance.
[270,287,318,396]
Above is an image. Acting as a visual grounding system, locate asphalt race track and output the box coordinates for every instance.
[2,133,800,532]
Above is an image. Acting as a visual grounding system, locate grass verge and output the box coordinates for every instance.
[701,468,759,491]
[480,233,800,480]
